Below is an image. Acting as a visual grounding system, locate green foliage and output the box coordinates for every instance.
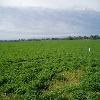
[81,72,100,92]
[0,40,100,100]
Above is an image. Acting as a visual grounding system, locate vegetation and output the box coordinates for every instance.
[0,35,100,42]
[0,40,100,100]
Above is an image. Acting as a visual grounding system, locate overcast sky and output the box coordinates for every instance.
[0,0,100,40]
[0,0,100,11]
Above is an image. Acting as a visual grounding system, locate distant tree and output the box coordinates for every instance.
[90,35,94,39]
[93,35,100,39]
[67,36,74,40]
[90,35,100,39]
[83,36,89,39]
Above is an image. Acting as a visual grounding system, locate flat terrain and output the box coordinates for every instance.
[0,40,100,100]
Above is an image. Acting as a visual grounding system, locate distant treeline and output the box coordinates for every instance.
[51,35,100,40]
[0,35,100,42]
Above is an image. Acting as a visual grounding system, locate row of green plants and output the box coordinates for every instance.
[0,40,100,100]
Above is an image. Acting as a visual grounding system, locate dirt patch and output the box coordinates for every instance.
[49,68,84,90]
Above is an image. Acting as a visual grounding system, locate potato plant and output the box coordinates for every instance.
[0,40,100,100]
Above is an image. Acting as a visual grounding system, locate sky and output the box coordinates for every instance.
[0,0,100,11]
[0,0,100,40]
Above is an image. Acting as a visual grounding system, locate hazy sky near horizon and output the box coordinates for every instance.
[0,0,100,11]
[0,0,100,40]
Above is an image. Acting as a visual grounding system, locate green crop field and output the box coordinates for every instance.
[0,40,100,100]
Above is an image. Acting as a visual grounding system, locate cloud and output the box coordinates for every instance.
[0,0,100,11]
[0,7,100,40]
[0,0,100,40]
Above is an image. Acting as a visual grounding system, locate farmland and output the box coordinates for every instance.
[0,40,100,100]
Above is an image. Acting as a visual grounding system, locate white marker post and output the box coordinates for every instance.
[89,48,91,52]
